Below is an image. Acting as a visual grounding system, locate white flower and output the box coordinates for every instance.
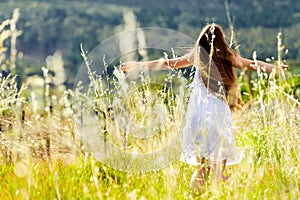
[113,67,129,94]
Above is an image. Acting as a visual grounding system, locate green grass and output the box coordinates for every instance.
[0,137,299,199]
[1,66,299,199]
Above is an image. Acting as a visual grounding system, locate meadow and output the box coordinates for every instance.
[1,9,300,200]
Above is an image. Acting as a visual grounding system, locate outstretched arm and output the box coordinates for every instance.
[120,57,192,72]
[232,54,288,73]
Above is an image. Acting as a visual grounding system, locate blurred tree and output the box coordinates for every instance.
[0,0,298,87]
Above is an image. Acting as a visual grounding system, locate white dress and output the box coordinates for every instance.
[180,68,243,166]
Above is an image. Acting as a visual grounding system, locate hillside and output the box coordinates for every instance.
[0,0,299,85]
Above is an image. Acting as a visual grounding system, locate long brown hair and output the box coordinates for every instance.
[194,23,242,111]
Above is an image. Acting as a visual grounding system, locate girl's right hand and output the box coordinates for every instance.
[120,61,138,72]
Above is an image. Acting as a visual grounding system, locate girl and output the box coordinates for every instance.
[121,23,288,193]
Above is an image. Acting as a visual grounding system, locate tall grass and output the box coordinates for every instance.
[0,11,300,200]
